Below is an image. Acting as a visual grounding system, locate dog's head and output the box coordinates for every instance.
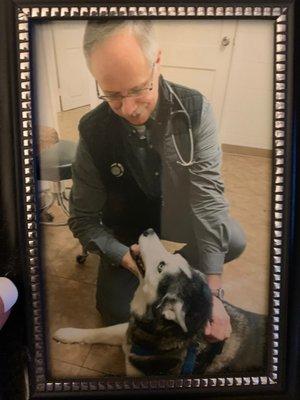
[130,229,212,336]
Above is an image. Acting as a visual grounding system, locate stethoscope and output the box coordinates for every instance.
[165,81,197,167]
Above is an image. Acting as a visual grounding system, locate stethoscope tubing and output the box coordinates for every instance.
[165,81,197,167]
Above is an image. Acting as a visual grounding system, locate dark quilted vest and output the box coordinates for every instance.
[79,77,203,245]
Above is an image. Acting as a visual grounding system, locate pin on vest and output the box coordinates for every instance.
[110,163,125,177]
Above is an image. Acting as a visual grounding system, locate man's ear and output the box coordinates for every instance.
[161,295,187,333]
[155,49,162,66]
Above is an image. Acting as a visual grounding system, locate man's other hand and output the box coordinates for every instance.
[204,295,232,342]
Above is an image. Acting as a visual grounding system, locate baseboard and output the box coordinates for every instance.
[222,144,272,158]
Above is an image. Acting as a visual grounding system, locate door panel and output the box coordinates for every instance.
[154,20,237,124]
[52,21,91,111]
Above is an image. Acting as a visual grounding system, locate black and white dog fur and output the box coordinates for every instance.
[54,229,266,376]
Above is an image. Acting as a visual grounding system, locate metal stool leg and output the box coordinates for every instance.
[40,182,89,263]
[40,181,69,226]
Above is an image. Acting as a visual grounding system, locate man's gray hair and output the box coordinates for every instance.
[83,20,158,67]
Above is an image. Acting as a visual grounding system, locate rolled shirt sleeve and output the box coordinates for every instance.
[68,137,128,265]
[188,97,230,275]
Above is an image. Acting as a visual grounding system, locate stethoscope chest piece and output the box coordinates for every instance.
[110,162,125,177]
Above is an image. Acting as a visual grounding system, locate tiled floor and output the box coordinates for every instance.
[41,107,272,378]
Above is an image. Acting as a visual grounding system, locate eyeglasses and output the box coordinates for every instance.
[96,63,155,103]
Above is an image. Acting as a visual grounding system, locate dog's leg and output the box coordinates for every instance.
[53,323,128,345]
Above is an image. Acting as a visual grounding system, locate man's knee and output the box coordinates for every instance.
[225,219,247,263]
[233,232,247,258]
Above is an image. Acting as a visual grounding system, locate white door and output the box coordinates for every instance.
[154,20,237,124]
[52,21,91,111]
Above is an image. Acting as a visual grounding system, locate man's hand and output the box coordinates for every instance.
[120,244,140,277]
[205,274,232,342]
[204,295,232,342]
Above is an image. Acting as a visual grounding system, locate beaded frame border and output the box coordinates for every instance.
[17,3,291,397]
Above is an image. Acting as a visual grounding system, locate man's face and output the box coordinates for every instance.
[89,29,161,126]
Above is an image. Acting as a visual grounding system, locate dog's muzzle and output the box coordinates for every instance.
[131,229,156,277]
[142,228,155,237]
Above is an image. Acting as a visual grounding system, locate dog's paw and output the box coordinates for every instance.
[53,328,87,344]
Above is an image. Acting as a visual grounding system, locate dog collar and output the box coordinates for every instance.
[180,344,198,374]
[182,341,225,375]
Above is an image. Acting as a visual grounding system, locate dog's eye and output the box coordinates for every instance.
[157,261,166,273]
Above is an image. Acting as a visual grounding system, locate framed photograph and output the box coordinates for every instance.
[0,0,299,399]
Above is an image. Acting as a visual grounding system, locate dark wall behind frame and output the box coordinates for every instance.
[0,1,29,399]
[287,1,300,398]
[0,0,300,399]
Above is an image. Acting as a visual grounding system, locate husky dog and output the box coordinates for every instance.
[54,229,267,377]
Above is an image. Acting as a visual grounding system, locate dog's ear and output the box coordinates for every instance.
[160,295,187,333]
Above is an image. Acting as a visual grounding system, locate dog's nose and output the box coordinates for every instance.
[143,228,155,237]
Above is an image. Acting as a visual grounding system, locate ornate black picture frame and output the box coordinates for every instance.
[0,0,299,399]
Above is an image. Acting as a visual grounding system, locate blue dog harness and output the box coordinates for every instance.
[180,344,198,374]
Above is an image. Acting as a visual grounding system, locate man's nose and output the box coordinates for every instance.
[120,96,138,116]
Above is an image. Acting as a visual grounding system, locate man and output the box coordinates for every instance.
[69,20,246,343]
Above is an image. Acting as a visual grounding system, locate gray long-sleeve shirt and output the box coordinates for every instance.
[68,96,230,274]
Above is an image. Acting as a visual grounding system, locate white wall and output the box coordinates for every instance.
[219,21,274,149]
